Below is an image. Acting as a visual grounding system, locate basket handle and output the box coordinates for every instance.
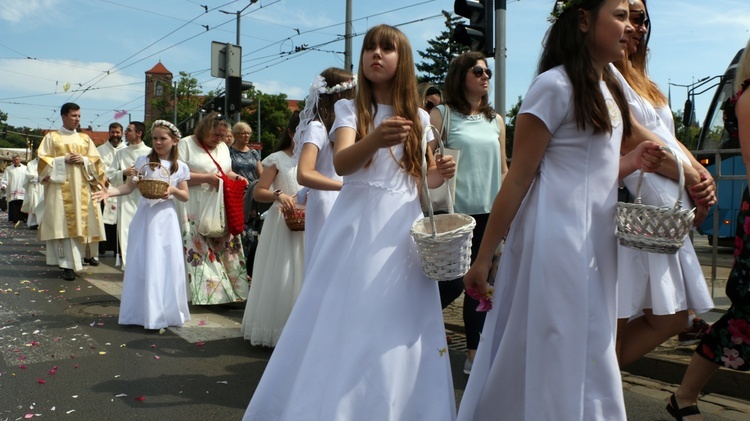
[420,124,450,239]
[633,146,684,209]
[136,161,171,183]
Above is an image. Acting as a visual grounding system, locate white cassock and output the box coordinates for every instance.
[2,163,27,201]
[97,141,126,225]
[107,142,152,270]
[21,158,45,227]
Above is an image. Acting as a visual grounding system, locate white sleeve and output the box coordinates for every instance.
[330,99,357,143]
[519,67,572,134]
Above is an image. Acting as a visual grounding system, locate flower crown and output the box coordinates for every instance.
[316,75,357,95]
[547,0,634,23]
[152,120,182,139]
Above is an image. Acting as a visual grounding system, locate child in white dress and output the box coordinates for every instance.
[93,120,190,330]
[458,1,665,420]
[243,24,457,421]
[295,67,356,269]
[241,111,305,347]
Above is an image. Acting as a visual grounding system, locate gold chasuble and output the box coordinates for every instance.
[37,129,106,242]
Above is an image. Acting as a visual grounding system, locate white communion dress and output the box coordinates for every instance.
[118,156,191,329]
[243,100,455,421]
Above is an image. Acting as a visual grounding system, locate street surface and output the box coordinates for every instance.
[1,217,748,420]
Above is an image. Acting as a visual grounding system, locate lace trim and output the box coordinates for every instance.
[344,180,412,195]
[451,109,485,121]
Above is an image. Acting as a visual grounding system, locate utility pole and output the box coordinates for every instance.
[495,0,506,119]
[173,81,178,125]
[344,0,353,71]
[220,0,258,123]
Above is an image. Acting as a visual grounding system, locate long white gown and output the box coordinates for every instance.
[612,65,714,318]
[118,156,191,329]
[241,151,305,347]
[457,67,627,420]
[300,121,341,269]
[243,100,455,421]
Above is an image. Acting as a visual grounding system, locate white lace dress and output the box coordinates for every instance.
[243,100,455,421]
[241,151,305,347]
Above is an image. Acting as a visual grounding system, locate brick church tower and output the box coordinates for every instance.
[144,61,173,124]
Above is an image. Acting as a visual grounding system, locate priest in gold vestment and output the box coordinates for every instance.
[37,102,107,281]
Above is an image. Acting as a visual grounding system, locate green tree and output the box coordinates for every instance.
[151,71,206,136]
[241,91,293,156]
[673,109,701,150]
[504,96,522,160]
[415,11,469,86]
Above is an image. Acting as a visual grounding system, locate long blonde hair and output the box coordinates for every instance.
[355,24,423,178]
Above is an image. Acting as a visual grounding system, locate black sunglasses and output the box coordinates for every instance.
[425,86,442,97]
[629,10,650,28]
[425,100,436,112]
[471,66,492,79]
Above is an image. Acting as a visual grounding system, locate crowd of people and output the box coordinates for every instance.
[4,1,748,419]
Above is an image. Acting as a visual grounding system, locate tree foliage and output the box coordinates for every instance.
[415,11,469,86]
[150,71,207,140]
[504,96,522,159]
[673,109,701,150]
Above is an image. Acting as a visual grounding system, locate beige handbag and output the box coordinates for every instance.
[420,104,460,214]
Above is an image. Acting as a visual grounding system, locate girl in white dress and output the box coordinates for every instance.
[243,24,457,421]
[295,67,356,269]
[241,111,305,347]
[458,1,665,420]
[613,0,715,368]
[93,120,190,329]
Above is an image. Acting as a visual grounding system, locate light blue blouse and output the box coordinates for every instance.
[438,104,502,215]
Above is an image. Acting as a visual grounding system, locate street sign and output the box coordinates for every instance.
[211,41,242,78]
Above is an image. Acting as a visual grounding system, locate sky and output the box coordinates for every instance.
[0,0,749,132]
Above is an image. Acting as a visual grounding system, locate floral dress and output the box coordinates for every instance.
[176,136,248,305]
[695,78,750,371]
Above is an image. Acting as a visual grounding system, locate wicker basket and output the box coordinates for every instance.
[411,125,476,281]
[615,148,696,254]
[136,162,170,200]
[282,204,305,231]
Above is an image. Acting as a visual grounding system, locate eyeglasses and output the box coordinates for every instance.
[629,10,650,28]
[471,66,492,79]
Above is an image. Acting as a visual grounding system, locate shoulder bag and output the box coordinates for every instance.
[200,143,247,237]
[420,104,460,214]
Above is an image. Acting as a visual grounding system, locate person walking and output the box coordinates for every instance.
[243,24,457,420]
[295,67,356,268]
[430,51,507,374]
[96,122,125,258]
[1,156,28,225]
[668,37,750,421]
[176,112,248,305]
[37,102,107,281]
[457,2,665,419]
[21,151,44,230]
[106,121,152,269]
[241,111,305,347]
[93,120,190,329]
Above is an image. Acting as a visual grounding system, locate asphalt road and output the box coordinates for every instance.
[0,218,744,420]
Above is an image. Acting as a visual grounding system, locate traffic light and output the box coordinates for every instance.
[453,0,494,57]
[226,76,254,113]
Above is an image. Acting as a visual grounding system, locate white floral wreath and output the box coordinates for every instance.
[152,120,182,139]
[316,75,358,95]
[548,0,634,23]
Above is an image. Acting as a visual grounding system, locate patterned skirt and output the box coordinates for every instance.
[696,188,750,371]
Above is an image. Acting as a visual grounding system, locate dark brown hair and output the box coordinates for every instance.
[444,51,496,120]
[539,0,631,137]
[318,67,356,133]
[276,110,301,153]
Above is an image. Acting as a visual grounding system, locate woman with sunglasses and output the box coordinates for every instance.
[176,112,249,305]
[430,51,507,375]
[417,82,443,113]
[612,0,715,374]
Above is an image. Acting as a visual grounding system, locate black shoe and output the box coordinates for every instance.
[83,258,100,266]
[62,269,76,281]
[29,225,38,230]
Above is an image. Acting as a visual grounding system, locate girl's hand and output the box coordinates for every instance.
[376,116,413,148]
[628,141,665,173]
[92,185,109,203]
[277,193,297,214]
[463,259,493,299]
[689,172,717,207]
[435,153,456,179]
[693,203,710,227]
[162,186,174,199]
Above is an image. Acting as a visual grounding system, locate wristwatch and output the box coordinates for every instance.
[274,189,282,201]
